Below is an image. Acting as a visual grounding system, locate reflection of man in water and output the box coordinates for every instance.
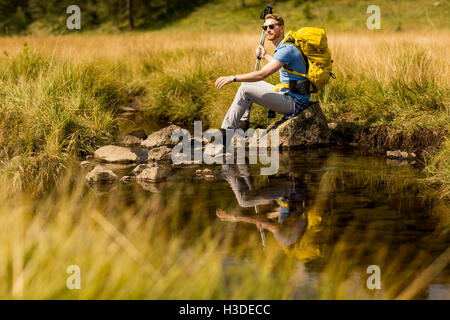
[218,164,322,262]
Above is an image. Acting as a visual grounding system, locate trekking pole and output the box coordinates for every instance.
[254,5,273,72]
[254,5,276,119]
[255,205,266,250]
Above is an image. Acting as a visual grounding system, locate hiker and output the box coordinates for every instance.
[215,14,311,132]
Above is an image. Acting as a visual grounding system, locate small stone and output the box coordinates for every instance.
[80,160,91,168]
[141,125,182,149]
[86,165,117,184]
[204,175,215,179]
[120,176,132,183]
[132,163,157,176]
[148,146,173,162]
[122,135,142,146]
[203,168,212,174]
[120,106,138,112]
[94,145,149,163]
[400,151,409,159]
[136,167,168,182]
[386,150,402,159]
[127,129,147,140]
[409,152,416,159]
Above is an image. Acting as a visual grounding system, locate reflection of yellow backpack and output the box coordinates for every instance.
[280,27,335,93]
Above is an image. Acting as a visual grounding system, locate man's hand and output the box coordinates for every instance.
[215,76,234,89]
[256,45,266,60]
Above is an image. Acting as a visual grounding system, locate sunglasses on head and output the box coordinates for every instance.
[262,24,280,31]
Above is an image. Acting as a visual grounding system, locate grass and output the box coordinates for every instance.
[0,0,448,300]
[0,43,144,193]
[166,0,450,33]
[0,29,449,196]
[0,158,448,299]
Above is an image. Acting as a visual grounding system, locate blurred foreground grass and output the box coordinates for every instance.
[0,155,448,299]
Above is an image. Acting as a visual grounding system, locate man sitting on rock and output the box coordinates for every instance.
[215,14,311,133]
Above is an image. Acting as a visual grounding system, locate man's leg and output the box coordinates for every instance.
[221,81,295,129]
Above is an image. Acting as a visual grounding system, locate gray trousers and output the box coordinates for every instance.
[221,81,295,129]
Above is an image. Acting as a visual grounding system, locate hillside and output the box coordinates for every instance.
[142,0,450,33]
[1,0,449,35]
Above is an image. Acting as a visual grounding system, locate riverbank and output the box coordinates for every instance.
[0,31,448,197]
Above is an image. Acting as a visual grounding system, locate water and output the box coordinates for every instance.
[78,115,449,299]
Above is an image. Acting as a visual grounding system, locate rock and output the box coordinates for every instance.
[86,165,117,184]
[127,129,147,140]
[94,145,149,163]
[386,150,416,160]
[327,121,359,144]
[266,102,330,149]
[203,168,212,174]
[80,160,91,168]
[132,163,157,176]
[204,143,224,157]
[136,167,168,182]
[120,106,139,112]
[148,146,172,162]
[141,124,182,149]
[196,168,213,176]
[386,150,402,159]
[120,176,133,183]
[85,155,93,160]
[391,151,416,160]
[122,135,142,146]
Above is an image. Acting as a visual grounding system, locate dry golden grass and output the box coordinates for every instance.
[1,30,448,85]
[0,30,449,194]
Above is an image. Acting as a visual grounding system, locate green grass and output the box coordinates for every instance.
[167,0,450,33]
[0,45,143,193]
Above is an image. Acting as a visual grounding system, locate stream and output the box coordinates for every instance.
[74,110,449,299]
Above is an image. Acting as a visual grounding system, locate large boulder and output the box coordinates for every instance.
[94,145,149,163]
[85,165,117,184]
[141,124,182,149]
[266,102,330,149]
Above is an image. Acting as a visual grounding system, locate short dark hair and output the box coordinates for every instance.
[265,14,284,26]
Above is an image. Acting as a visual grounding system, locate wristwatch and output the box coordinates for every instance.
[232,75,237,82]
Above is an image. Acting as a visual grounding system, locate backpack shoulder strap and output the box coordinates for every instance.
[280,31,309,76]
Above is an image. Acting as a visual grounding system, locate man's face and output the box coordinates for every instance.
[263,18,284,41]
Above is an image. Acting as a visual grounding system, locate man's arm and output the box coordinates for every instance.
[215,59,283,89]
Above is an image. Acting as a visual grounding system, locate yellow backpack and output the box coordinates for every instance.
[278,27,335,93]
